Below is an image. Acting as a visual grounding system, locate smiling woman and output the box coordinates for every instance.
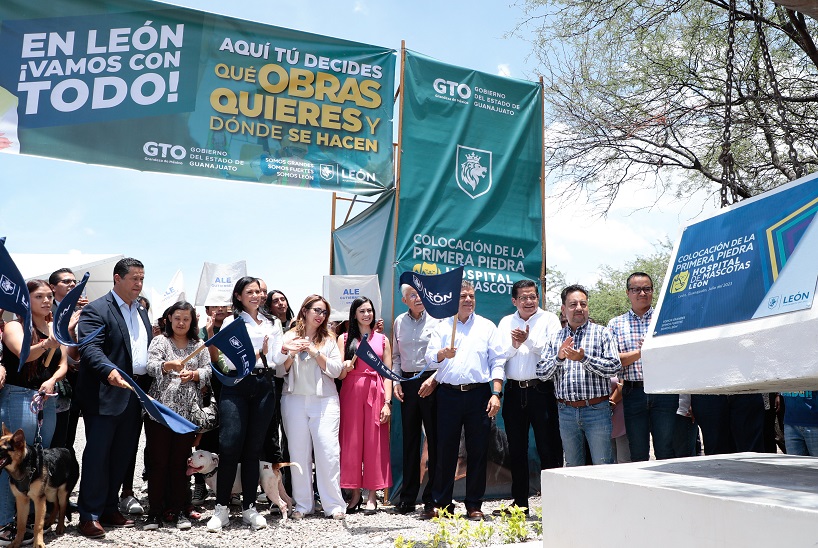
[0,279,68,545]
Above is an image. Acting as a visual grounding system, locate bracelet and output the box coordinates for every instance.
[384,401,392,406]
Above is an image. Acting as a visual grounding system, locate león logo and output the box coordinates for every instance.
[670,271,689,293]
[319,164,336,181]
[767,296,780,310]
[455,145,492,199]
[0,275,15,295]
[229,336,243,350]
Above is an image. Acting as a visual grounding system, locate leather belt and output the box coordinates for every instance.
[441,382,485,392]
[403,370,434,379]
[508,379,541,389]
[557,395,608,408]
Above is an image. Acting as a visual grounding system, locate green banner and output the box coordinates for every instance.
[0,0,395,195]
[395,51,544,323]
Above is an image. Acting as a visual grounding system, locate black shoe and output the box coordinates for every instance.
[394,502,416,515]
[142,514,162,531]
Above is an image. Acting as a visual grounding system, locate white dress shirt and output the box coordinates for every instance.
[498,308,561,381]
[425,313,505,385]
[111,290,148,375]
[221,311,284,371]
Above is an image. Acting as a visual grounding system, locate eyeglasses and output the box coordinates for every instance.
[627,287,654,294]
[59,279,78,285]
[309,308,328,316]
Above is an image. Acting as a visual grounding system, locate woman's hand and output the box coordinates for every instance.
[282,338,309,353]
[39,377,57,397]
[179,369,198,384]
[343,359,355,373]
[380,402,391,424]
[261,335,269,357]
[163,359,183,373]
[41,335,60,350]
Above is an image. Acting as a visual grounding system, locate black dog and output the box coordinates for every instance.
[0,424,79,548]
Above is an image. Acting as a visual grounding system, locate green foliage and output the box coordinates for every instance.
[471,519,496,546]
[517,0,818,213]
[587,243,671,325]
[530,506,543,536]
[497,504,531,544]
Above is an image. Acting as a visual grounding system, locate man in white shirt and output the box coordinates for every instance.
[422,281,505,521]
[392,285,440,514]
[497,280,563,514]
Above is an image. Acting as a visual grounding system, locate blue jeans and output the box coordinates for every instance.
[0,385,57,524]
[217,374,276,509]
[558,401,613,466]
[622,383,678,461]
[784,424,818,456]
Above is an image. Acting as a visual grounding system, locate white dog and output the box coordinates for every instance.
[186,449,301,519]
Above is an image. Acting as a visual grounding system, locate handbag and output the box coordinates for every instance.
[189,383,219,432]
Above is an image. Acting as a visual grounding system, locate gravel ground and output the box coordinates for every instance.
[39,421,543,548]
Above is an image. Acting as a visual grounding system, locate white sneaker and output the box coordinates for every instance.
[119,495,144,515]
[207,504,229,532]
[242,506,267,530]
[176,514,191,530]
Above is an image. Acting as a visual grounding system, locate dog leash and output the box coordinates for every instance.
[29,391,55,449]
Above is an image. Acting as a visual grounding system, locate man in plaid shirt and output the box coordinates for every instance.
[537,284,621,466]
[607,272,678,461]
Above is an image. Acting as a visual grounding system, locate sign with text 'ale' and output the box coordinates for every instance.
[0,0,395,195]
[395,51,544,323]
[655,174,818,335]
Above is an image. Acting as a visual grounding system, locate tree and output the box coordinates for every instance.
[517,0,818,213]
[587,244,672,325]
[544,265,567,313]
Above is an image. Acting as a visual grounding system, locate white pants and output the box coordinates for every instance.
[281,393,345,516]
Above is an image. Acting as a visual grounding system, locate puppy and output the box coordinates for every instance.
[186,450,301,519]
[0,424,79,548]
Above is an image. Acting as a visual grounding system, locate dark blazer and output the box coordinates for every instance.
[77,291,153,416]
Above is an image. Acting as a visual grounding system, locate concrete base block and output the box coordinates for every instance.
[541,453,818,547]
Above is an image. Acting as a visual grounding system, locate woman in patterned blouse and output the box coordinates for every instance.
[144,301,211,531]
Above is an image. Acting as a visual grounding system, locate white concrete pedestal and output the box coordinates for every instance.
[541,453,818,547]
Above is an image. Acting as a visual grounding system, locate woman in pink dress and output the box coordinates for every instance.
[337,297,392,515]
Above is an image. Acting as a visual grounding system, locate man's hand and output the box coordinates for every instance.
[486,395,501,418]
[510,325,529,349]
[564,346,585,362]
[437,347,456,361]
[557,337,574,360]
[418,377,438,398]
[394,383,404,402]
[107,369,131,389]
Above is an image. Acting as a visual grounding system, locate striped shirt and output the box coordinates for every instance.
[537,321,621,401]
[607,308,653,381]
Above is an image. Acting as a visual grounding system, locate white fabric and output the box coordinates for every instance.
[425,313,506,384]
[281,394,346,516]
[498,308,561,381]
[194,261,246,306]
[221,312,284,370]
[111,290,148,374]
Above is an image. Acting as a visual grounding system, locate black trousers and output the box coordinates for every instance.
[398,372,438,506]
[691,393,765,455]
[433,383,490,510]
[501,379,563,508]
[122,374,153,495]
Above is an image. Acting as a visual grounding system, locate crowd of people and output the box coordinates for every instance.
[0,257,813,543]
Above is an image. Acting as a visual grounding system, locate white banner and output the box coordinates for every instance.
[148,269,185,324]
[195,261,246,307]
[322,274,381,322]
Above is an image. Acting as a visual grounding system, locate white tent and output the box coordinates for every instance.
[11,253,124,301]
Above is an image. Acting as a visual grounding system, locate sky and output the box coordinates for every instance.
[0,0,719,313]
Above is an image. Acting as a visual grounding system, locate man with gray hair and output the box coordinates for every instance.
[392,284,441,515]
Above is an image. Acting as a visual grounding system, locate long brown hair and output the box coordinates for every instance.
[291,295,332,346]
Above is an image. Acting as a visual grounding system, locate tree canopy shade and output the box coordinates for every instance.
[519,0,818,213]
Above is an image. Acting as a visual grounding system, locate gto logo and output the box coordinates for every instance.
[143,141,186,160]
[433,78,471,99]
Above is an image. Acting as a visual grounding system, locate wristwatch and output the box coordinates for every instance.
[491,390,503,399]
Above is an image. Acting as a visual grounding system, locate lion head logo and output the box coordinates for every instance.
[460,153,487,191]
[455,145,492,199]
[669,271,689,294]
[413,262,441,275]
